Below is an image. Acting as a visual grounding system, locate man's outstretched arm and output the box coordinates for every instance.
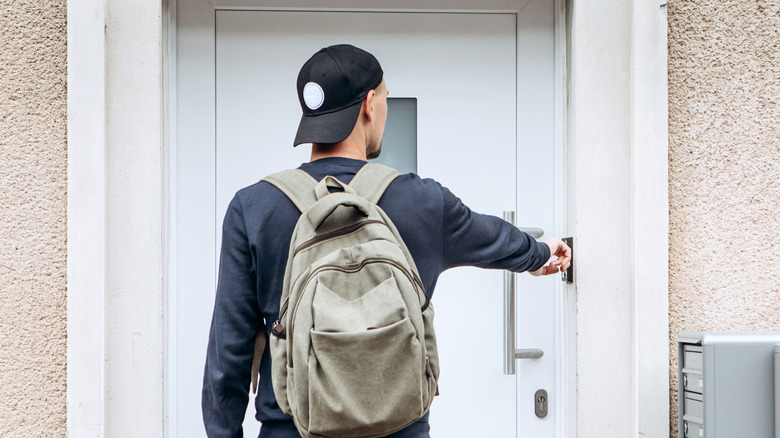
[440,185,552,273]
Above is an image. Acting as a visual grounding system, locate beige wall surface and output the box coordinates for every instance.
[0,0,67,436]
[668,0,780,434]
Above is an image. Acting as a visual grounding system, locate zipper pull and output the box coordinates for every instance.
[272,320,286,339]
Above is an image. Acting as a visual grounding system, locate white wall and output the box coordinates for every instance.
[68,1,165,436]
[567,0,669,436]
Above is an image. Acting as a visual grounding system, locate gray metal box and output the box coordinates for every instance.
[677,331,780,438]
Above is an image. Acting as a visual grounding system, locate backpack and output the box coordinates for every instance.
[252,163,440,438]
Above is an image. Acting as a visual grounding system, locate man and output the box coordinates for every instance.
[202,44,571,438]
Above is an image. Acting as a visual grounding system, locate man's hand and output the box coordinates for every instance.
[530,238,572,277]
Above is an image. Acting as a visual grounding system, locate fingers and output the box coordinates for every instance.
[531,264,561,277]
[533,238,572,277]
[554,256,571,272]
[546,258,567,271]
[552,259,571,272]
[540,265,562,276]
[552,240,572,271]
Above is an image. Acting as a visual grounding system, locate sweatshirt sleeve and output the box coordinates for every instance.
[440,185,550,273]
[202,194,260,437]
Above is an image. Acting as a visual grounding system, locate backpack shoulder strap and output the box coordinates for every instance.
[349,162,422,280]
[250,327,267,394]
[262,169,318,212]
[251,168,316,393]
[348,163,401,203]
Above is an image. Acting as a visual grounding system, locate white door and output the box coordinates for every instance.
[174,5,561,438]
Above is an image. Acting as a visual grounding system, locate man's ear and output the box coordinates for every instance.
[363,89,377,122]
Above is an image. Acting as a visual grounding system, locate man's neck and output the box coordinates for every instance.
[310,139,367,162]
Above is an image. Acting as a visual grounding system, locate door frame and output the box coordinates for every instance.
[66,0,670,437]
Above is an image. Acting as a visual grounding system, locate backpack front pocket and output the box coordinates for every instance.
[306,317,424,437]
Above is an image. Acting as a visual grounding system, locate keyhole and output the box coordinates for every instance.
[534,389,548,418]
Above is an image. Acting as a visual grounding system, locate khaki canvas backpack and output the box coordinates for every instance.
[251,163,439,438]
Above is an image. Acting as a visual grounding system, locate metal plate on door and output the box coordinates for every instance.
[561,237,574,283]
[535,389,548,418]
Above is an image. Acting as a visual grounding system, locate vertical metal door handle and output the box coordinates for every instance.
[503,211,545,375]
[502,208,517,374]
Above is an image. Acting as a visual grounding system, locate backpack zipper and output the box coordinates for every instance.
[283,257,426,367]
[274,220,427,335]
[273,220,385,339]
[292,220,384,255]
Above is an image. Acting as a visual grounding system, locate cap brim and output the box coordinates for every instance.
[293,101,362,146]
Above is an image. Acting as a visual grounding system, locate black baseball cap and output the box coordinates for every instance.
[293,44,383,146]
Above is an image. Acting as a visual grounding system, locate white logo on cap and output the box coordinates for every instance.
[303,82,325,110]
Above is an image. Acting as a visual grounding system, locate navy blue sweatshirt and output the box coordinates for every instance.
[202,158,550,438]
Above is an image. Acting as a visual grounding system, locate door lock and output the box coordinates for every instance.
[534,389,549,418]
[561,237,574,284]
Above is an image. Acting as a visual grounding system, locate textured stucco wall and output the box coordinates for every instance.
[0,1,68,436]
[668,0,780,435]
